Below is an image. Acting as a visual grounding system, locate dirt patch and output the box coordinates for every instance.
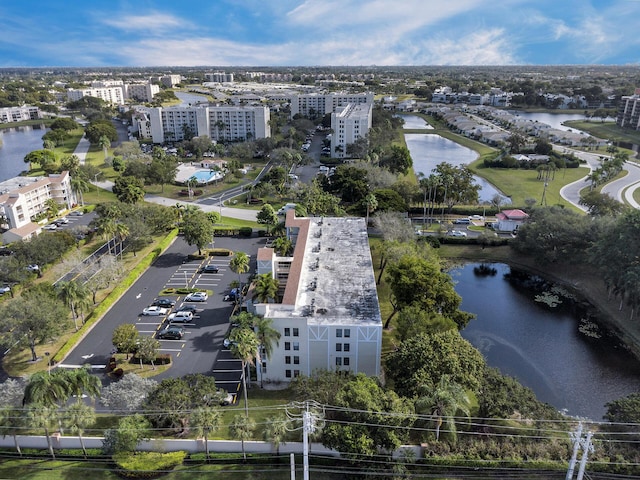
[441,244,640,358]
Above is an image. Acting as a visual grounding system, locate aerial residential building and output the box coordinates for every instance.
[617,89,640,131]
[160,75,182,88]
[330,103,373,159]
[289,92,374,118]
[0,172,76,243]
[67,86,125,105]
[205,72,234,83]
[144,105,270,144]
[126,82,160,103]
[0,106,41,123]
[250,212,382,383]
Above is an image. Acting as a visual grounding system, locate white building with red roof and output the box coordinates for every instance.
[495,209,529,233]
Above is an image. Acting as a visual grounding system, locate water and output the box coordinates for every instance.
[190,169,223,184]
[399,114,433,129]
[404,133,509,203]
[454,262,640,420]
[0,125,48,182]
[174,91,209,107]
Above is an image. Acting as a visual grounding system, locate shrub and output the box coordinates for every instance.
[239,227,253,237]
[113,451,187,478]
[208,248,232,256]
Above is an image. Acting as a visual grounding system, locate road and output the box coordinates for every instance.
[60,235,266,398]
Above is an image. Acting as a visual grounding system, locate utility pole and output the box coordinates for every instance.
[576,431,594,480]
[566,423,594,480]
[565,423,583,480]
[286,401,324,480]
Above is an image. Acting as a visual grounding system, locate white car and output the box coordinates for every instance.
[43,223,58,230]
[168,311,194,323]
[185,291,208,302]
[448,230,468,238]
[142,306,169,316]
[0,285,10,295]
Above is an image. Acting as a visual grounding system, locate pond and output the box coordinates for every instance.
[399,114,433,129]
[454,262,640,420]
[0,125,48,183]
[174,91,209,107]
[404,133,509,204]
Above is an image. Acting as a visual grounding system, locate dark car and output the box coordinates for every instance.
[156,326,184,340]
[152,297,176,308]
[201,264,219,273]
[224,288,239,302]
[176,304,198,314]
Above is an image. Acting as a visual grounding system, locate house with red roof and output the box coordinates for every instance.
[495,209,529,233]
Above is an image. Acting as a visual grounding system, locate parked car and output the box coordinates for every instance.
[448,230,468,237]
[168,311,194,323]
[156,326,185,340]
[26,264,40,272]
[201,264,219,273]
[453,218,471,224]
[142,306,169,316]
[224,288,239,302]
[469,215,484,221]
[43,223,58,230]
[152,297,176,308]
[0,285,11,295]
[70,210,84,216]
[0,247,13,256]
[185,291,208,302]
[176,304,198,314]
[56,217,69,224]
[219,390,235,406]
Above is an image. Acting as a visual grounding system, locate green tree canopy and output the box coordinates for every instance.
[181,208,215,255]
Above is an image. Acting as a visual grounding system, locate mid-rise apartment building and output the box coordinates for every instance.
[126,82,160,103]
[142,105,270,144]
[330,103,373,159]
[205,72,234,83]
[0,172,76,243]
[617,90,640,131]
[250,212,382,383]
[67,86,125,105]
[290,92,374,117]
[0,106,41,123]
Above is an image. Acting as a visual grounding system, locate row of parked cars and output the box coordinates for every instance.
[141,293,209,339]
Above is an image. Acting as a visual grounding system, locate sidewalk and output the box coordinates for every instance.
[145,194,258,221]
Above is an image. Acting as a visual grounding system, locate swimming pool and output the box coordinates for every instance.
[188,170,223,184]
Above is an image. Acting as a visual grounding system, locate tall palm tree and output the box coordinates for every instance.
[27,404,58,458]
[63,367,101,403]
[23,371,68,407]
[62,402,96,458]
[254,273,279,303]
[95,216,116,255]
[253,316,281,387]
[114,222,130,259]
[56,280,90,331]
[272,236,292,256]
[415,375,471,443]
[98,135,111,160]
[364,193,378,226]
[230,251,250,307]
[262,414,289,455]
[229,414,256,461]
[229,326,260,417]
[70,175,90,206]
[190,407,221,460]
[0,406,24,455]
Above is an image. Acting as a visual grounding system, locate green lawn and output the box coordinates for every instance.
[563,120,640,148]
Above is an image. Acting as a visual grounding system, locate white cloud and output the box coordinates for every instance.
[102,13,189,32]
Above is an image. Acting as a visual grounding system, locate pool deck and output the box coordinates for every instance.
[175,163,222,184]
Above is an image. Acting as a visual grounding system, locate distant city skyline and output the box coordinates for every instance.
[1,0,639,67]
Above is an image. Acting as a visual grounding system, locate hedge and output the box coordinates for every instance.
[53,229,179,364]
[113,451,187,478]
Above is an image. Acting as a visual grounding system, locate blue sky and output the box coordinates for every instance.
[1,0,638,67]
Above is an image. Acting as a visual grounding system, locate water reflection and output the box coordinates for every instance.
[454,262,640,420]
[0,125,48,183]
[399,114,434,129]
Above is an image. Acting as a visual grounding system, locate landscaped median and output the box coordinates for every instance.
[52,229,180,366]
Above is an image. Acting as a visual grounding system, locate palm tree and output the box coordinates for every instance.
[254,273,279,303]
[272,236,292,256]
[70,175,90,206]
[114,222,130,259]
[262,414,289,455]
[62,402,95,458]
[254,316,281,387]
[63,367,101,403]
[230,251,250,307]
[56,280,90,331]
[229,327,260,417]
[229,414,256,461]
[364,193,378,226]
[27,404,58,458]
[415,375,471,443]
[95,216,116,255]
[23,371,68,407]
[0,406,24,455]
[98,135,111,160]
[190,407,221,460]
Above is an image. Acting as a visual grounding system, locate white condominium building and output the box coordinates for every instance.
[290,92,374,117]
[617,90,640,131]
[126,83,160,103]
[250,212,382,383]
[330,103,373,159]
[0,172,76,243]
[67,86,125,105]
[144,105,270,144]
[205,72,234,83]
[0,106,41,123]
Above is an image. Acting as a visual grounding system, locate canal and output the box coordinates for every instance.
[0,125,48,183]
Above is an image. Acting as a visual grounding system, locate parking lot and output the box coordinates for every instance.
[60,234,267,400]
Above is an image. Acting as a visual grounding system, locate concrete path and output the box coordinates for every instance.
[73,134,91,164]
[145,194,258,221]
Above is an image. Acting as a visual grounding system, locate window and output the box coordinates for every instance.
[285,342,291,351]
[344,329,351,338]
[286,370,292,378]
[344,343,350,352]
[294,370,300,377]
[285,356,291,364]
[293,342,299,351]
[262,363,267,373]
[294,356,300,365]
[293,328,299,337]
[344,357,350,366]
[335,358,342,366]
[336,329,342,338]
[284,328,290,337]
[336,343,342,352]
